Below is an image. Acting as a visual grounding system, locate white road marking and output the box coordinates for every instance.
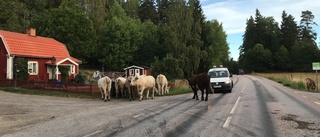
[302,95,308,99]
[133,113,145,118]
[223,96,241,128]
[314,101,320,105]
[83,130,103,137]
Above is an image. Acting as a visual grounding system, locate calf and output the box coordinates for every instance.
[115,77,127,97]
[306,78,316,91]
[98,76,112,102]
[188,73,212,101]
[156,74,169,95]
[130,75,157,101]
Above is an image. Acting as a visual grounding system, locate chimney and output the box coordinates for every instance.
[26,28,36,36]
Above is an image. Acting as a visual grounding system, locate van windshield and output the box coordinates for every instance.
[209,70,229,78]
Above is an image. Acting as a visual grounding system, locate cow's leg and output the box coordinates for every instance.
[100,88,104,100]
[158,84,161,95]
[128,86,132,101]
[139,87,144,101]
[201,89,204,101]
[192,87,196,99]
[152,87,155,99]
[146,89,150,99]
[107,84,111,101]
[104,89,107,102]
[205,88,209,101]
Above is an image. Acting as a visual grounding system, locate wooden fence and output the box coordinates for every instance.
[0,80,101,94]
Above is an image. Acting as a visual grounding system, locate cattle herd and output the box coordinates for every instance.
[98,72,214,102]
[98,74,170,102]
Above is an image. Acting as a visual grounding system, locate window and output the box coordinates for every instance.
[28,61,38,75]
[70,65,75,74]
[129,69,134,76]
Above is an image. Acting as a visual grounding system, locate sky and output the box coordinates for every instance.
[200,0,320,61]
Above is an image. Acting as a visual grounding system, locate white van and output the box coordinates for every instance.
[208,67,233,93]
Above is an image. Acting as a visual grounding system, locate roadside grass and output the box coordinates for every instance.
[253,73,318,92]
[0,85,192,99]
[166,85,193,95]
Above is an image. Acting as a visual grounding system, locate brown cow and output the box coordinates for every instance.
[306,78,316,91]
[187,73,212,101]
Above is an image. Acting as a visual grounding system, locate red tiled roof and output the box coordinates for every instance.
[0,30,82,63]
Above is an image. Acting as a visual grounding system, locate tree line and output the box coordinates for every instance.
[0,0,229,80]
[239,9,319,73]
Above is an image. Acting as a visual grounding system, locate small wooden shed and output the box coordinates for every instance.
[123,65,151,77]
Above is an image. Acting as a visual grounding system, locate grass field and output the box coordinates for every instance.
[254,72,320,92]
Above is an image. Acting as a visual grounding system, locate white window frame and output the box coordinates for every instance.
[70,65,75,74]
[129,69,134,76]
[28,61,38,75]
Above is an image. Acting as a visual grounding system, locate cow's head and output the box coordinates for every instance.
[130,76,140,86]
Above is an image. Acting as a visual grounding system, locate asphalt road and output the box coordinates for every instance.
[1,75,320,137]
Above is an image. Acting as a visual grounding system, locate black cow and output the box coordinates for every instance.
[188,73,212,101]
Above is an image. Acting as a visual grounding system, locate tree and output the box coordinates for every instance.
[201,20,228,70]
[98,2,142,71]
[138,0,158,24]
[245,44,272,72]
[239,16,255,59]
[123,0,140,19]
[280,11,299,53]
[31,5,96,63]
[133,21,162,66]
[274,45,290,70]
[299,10,317,42]
[0,0,29,32]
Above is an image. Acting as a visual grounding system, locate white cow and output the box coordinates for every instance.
[130,75,157,101]
[98,76,112,102]
[115,77,127,97]
[156,74,170,95]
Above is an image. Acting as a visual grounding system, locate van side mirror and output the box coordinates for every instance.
[230,73,233,77]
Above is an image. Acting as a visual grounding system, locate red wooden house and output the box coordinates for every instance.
[124,65,151,77]
[0,28,82,81]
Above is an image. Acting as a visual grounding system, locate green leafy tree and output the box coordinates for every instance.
[274,45,290,70]
[98,2,142,71]
[156,0,170,25]
[133,21,161,66]
[139,0,158,24]
[201,20,229,71]
[123,0,140,19]
[245,44,272,72]
[31,5,96,63]
[151,55,184,80]
[0,0,29,32]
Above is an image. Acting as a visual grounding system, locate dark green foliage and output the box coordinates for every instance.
[58,66,70,82]
[31,6,96,64]
[138,0,158,24]
[0,0,29,32]
[151,55,184,80]
[2,0,231,80]
[98,2,142,71]
[14,57,29,80]
[73,72,86,84]
[240,9,319,72]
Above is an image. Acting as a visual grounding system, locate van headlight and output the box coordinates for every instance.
[225,80,230,84]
